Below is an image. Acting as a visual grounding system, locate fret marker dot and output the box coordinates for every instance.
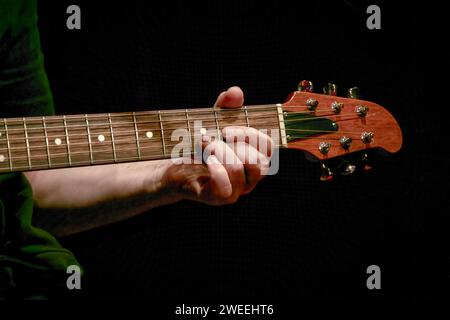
[0,132,2,137]
[0,155,4,162]
[54,138,62,146]
[200,128,207,135]
[98,134,105,142]
[146,131,153,139]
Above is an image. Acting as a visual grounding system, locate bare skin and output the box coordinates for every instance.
[24,87,273,237]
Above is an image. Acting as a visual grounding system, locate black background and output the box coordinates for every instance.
[36,1,446,300]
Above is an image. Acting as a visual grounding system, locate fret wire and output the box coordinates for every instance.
[213,109,222,140]
[3,119,13,172]
[108,113,118,162]
[158,111,167,157]
[63,115,72,166]
[243,105,250,127]
[185,109,193,150]
[22,118,32,170]
[84,114,94,164]
[42,116,52,168]
[132,112,142,160]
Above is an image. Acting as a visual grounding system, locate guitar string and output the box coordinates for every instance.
[0,109,374,168]
[0,129,372,171]
[1,126,365,153]
[1,135,361,172]
[1,113,280,135]
[0,112,370,154]
[1,105,279,132]
[0,112,371,145]
[0,151,212,172]
[0,115,367,154]
[0,104,368,134]
[0,131,362,162]
[0,134,369,166]
[1,102,349,122]
[0,136,372,173]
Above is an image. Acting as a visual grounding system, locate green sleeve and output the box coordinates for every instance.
[0,0,81,299]
[0,0,55,117]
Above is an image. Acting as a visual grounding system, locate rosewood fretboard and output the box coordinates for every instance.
[0,105,285,173]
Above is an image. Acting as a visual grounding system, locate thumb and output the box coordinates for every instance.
[164,161,211,199]
[213,86,244,109]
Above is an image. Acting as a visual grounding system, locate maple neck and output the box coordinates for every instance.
[0,105,286,173]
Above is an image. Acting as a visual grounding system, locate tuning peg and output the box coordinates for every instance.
[298,80,314,92]
[306,98,319,111]
[323,83,337,96]
[361,153,373,171]
[361,132,374,144]
[347,87,360,99]
[339,136,352,150]
[339,160,356,175]
[318,142,331,155]
[320,162,333,181]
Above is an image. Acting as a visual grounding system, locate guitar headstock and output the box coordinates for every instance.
[282,80,402,180]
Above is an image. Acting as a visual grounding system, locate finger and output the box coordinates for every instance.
[206,155,233,199]
[204,140,245,202]
[222,126,274,157]
[232,142,270,194]
[213,86,244,109]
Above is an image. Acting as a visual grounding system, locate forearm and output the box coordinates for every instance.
[24,160,183,236]
[22,87,268,237]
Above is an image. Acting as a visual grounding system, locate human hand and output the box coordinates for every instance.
[162,86,273,205]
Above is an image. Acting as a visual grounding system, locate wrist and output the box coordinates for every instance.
[141,159,186,203]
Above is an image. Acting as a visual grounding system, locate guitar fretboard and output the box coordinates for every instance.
[0,105,285,173]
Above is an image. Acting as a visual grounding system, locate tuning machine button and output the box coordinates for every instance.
[306,98,319,111]
[318,142,331,155]
[320,163,333,181]
[347,87,360,99]
[331,101,343,114]
[361,132,374,144]
[339,136,352,150]
[323,83,337,96]
[356,105,369,117]
[298,80,314,92]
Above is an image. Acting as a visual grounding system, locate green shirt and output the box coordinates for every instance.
[0,0,80,299]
